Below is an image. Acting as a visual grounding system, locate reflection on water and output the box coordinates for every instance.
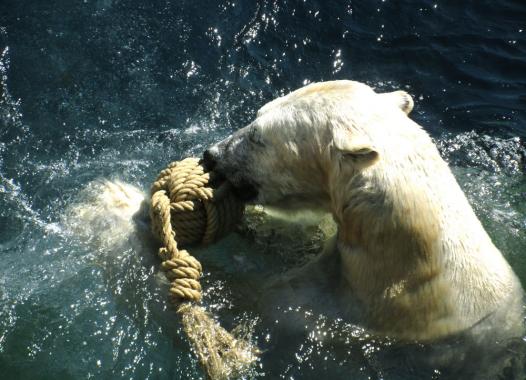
[0,0,525,378]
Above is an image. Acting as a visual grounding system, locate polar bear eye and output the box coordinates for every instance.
[248,126,265,147]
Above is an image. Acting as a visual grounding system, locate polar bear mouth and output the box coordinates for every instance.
[200,157,259,202]
[230,179,259,202]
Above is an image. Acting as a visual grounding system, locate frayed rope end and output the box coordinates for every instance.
[178,303,260,380]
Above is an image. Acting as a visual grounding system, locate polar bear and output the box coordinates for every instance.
[203,80,524,344]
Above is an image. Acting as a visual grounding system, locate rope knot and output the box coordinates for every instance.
[150,157,243,303]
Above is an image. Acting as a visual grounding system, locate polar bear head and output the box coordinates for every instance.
[204,80,414,211]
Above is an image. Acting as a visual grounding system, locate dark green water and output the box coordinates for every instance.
[0,0,525,379]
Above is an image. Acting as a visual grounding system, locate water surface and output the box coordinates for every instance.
[0,1,525,379]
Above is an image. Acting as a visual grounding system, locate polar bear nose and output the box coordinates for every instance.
[202,146,219,171]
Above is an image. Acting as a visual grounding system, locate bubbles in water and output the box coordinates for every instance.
[437,131,525,174]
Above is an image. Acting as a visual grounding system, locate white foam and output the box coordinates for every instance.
[64,179,146,249]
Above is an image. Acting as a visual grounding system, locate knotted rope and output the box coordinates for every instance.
[149,157,258,379]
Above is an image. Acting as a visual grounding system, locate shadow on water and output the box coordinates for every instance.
[0,0,525,379]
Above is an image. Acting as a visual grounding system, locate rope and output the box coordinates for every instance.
[149,157,257,379]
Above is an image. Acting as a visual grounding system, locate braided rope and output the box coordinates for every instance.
[150,157,244,302]
[149,157,256,379]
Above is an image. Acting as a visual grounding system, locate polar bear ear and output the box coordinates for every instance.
[379,90,414,115]
[334,134,379,169]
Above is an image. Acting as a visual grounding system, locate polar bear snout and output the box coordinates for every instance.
[203,137,260,202]
[203,137,236,175]
[202,146,219,171]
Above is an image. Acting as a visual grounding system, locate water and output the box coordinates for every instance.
[0,0,525,379]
